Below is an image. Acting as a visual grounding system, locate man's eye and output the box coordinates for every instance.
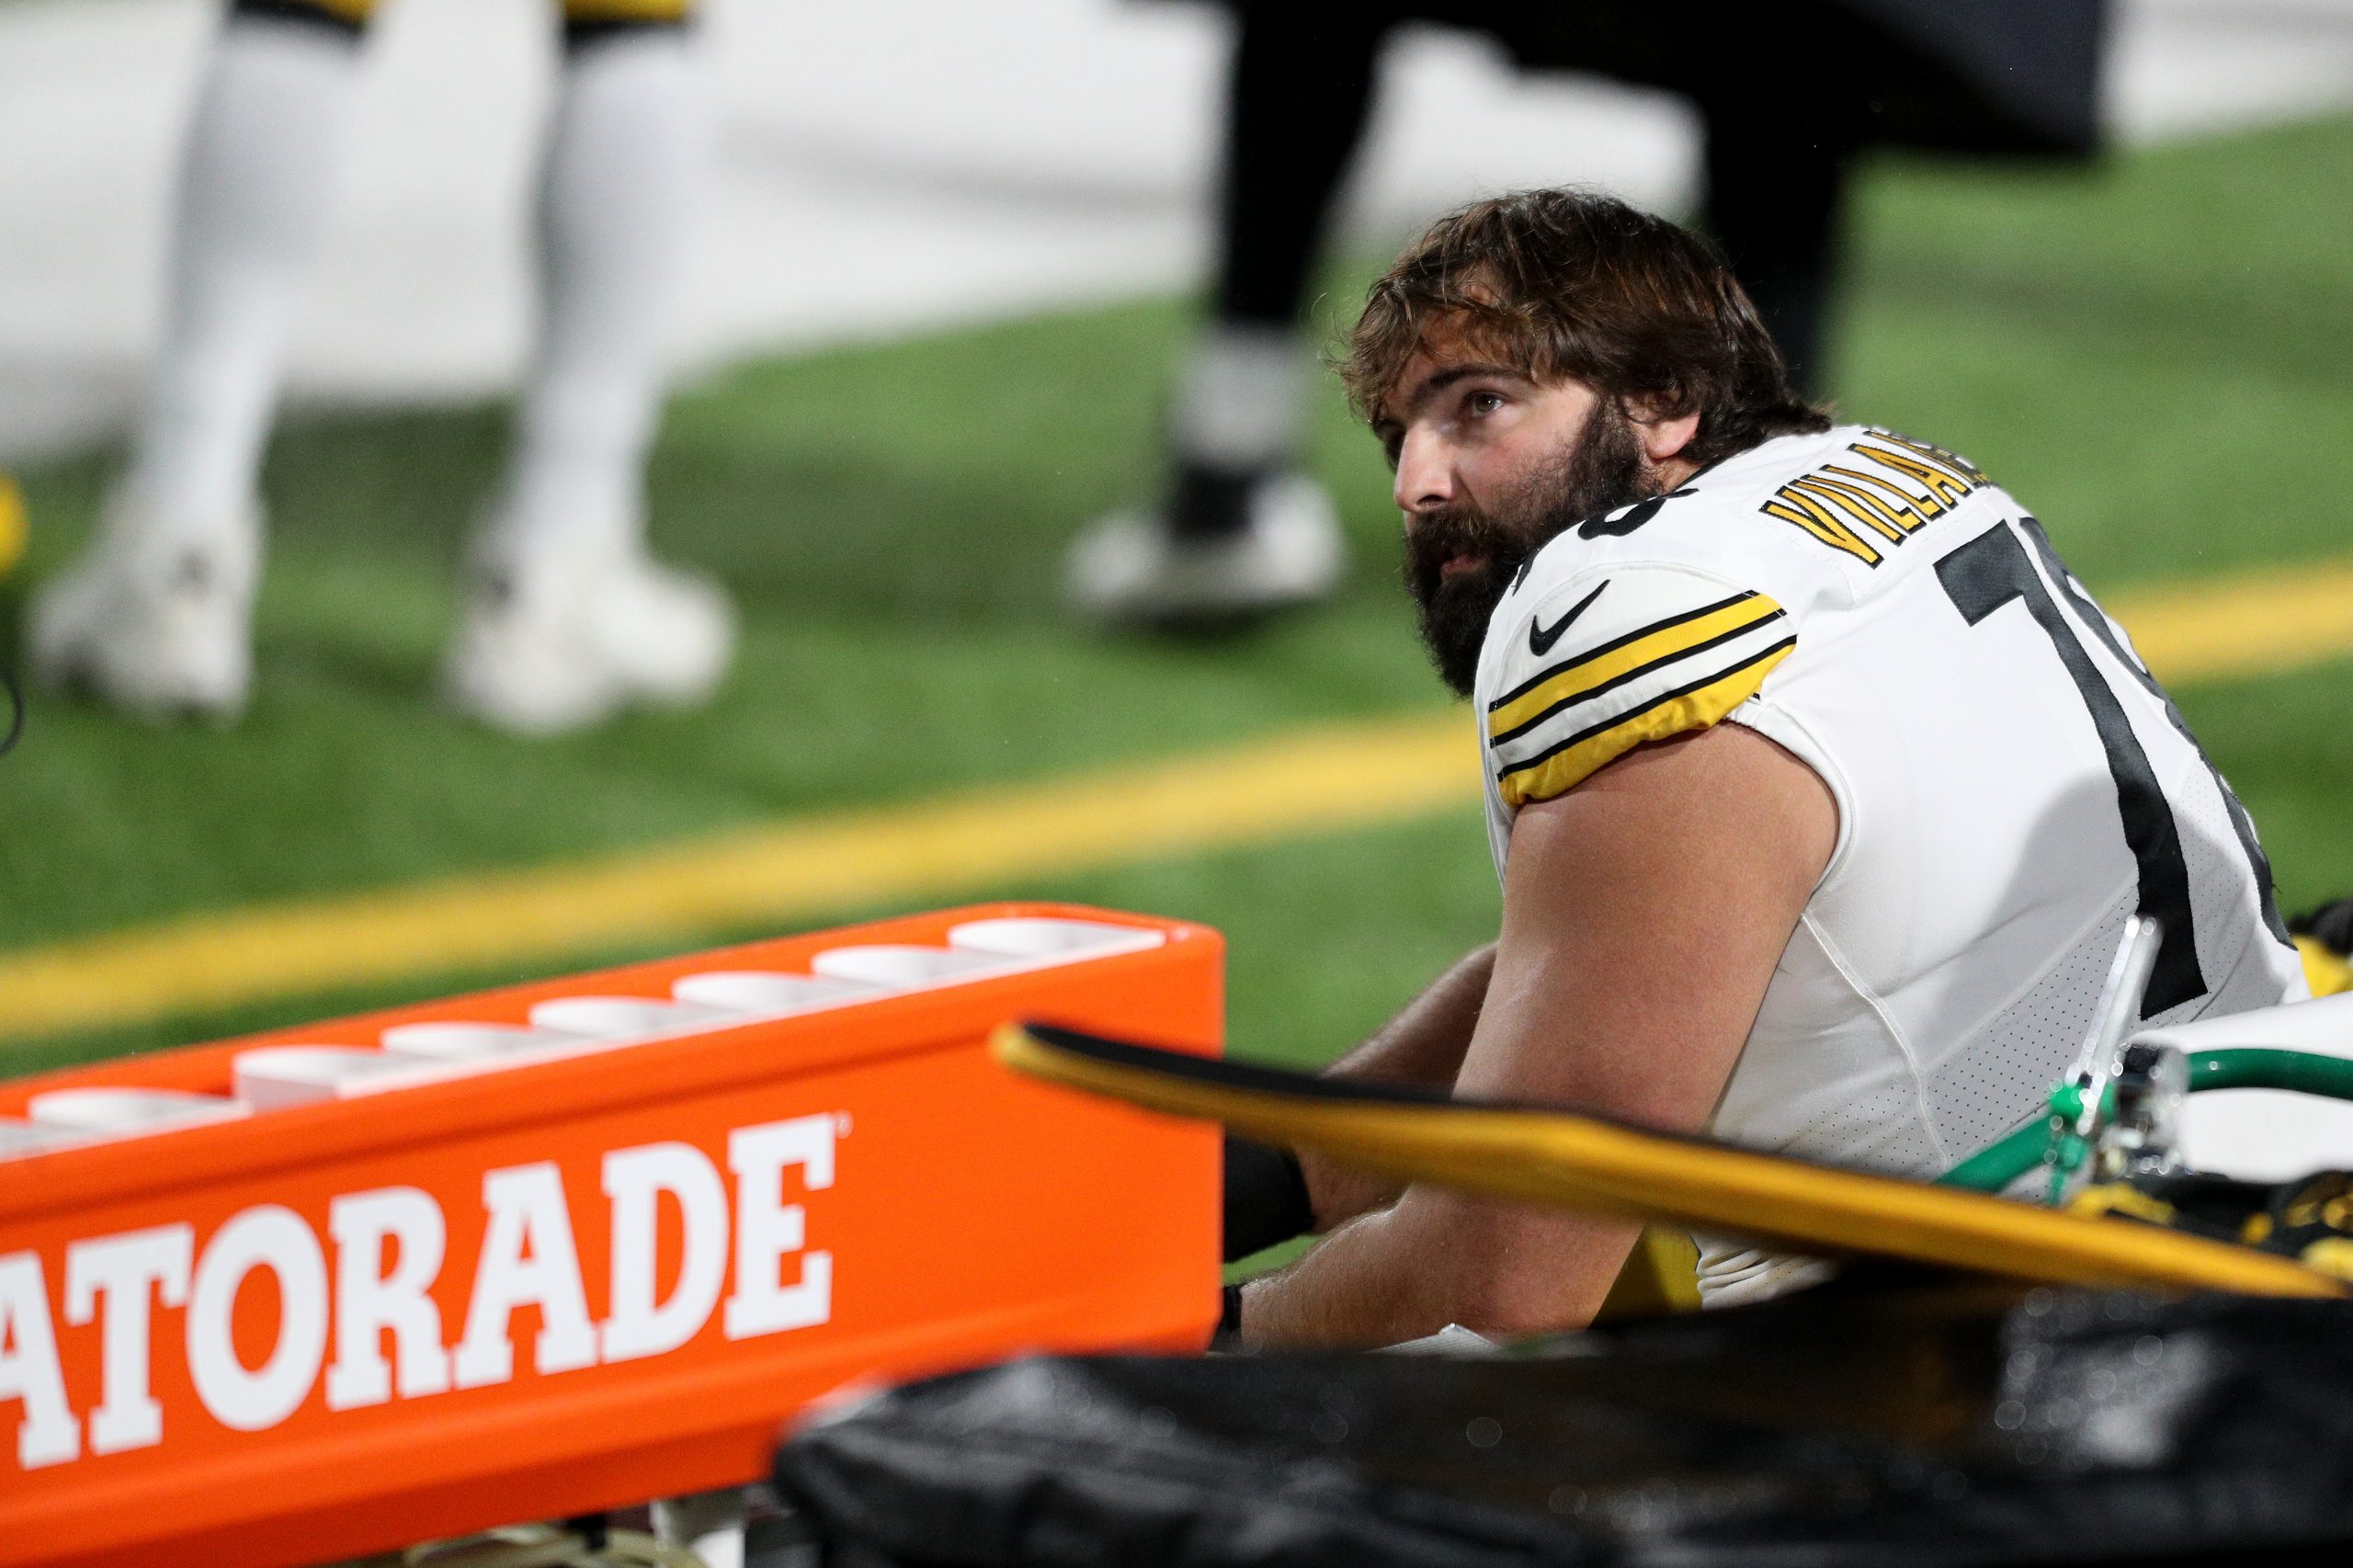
[1465,391,1505,417]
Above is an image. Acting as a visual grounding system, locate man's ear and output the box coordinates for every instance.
[1623,395,1701,465]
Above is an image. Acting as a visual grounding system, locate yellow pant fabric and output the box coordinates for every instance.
[2302,935,2353,998]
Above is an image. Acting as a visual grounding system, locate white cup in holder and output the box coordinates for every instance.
[671,971,878,1014]
[25,1087,249,1133]
[809,945,1016,987]
[379,1021,563,1062]
[0,1117,87,1155]
[528,996,728,1040]
[233,1046,428,1109]
[945,918,1165,960]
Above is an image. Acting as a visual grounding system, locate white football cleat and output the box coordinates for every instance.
[1067,471,1345,627]
[28,502,258,722]
[444,546,735,736]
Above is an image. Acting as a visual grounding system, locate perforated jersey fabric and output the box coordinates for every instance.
[1474,426,2306,1304]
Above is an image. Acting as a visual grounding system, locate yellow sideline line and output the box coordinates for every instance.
[0,714,1474,1043]
[2109,560,2353,684]
[3,558,2351,1045]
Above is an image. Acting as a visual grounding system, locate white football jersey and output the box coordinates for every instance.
[1473,424,2307,1305]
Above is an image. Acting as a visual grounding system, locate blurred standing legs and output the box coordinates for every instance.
[1067,9,1852,631]
[30,0,729,733]
[1066,10,1385,628]
[30,2,363,717]
[1694,59,1852,402]
[447,2,732,736]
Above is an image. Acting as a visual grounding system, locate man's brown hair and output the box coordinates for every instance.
[1343,189,1828,470]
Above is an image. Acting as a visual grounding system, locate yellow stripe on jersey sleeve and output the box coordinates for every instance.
[1497,640,1796,808]
[1486,593,1786,743]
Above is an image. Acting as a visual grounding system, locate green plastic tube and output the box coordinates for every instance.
[1937,1048,2353,1195]
[1939,1120,2051,1194]
[2187,1048,2353,1099]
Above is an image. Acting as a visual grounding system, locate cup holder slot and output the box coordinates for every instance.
[527,996,729,1040]
[25,1087,249,1133]
[945,917,1165,960]
[233,1046,430,1109]
[0,1117,88,1156]
[670,971,879,1013]
[379,1022,565,1061]
[808,945,1016,987]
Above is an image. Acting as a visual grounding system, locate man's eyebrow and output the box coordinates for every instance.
[1392,361,1525,421]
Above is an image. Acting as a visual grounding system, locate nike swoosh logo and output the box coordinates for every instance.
[1529,579,1610,656]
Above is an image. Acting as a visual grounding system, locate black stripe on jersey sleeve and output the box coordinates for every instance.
[1488,607,1789,749]
[1486,589,1761,713]
[1494,635,1799,787]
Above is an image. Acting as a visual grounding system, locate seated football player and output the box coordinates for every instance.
[1222,189,2310,1348]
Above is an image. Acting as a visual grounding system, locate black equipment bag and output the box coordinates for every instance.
[775,1274,2353,1566]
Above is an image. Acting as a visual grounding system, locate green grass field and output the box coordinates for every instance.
[4,115,2351,1076]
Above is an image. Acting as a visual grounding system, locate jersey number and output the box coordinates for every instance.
[1936,519,2286,1018]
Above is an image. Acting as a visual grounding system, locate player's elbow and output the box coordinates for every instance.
[1387,1191,1620,1339]
[1430,1221,1608,1338]
[1444,1272,1594,1339]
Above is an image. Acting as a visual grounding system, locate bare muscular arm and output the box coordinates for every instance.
[1240,723,1837,1347]
[1292,942,1495,1229]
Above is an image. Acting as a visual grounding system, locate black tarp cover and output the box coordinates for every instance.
[776,1276,2353,1566]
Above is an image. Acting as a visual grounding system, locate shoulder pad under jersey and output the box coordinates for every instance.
[1480,560,1797,809]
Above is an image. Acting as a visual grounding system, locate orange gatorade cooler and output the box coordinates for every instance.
[0,904,1222,1568]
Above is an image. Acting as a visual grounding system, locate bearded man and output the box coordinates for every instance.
[1223,189,2307,1348]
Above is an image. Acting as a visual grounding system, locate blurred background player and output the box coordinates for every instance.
[1070,0,2105,628]
[28,0,727,735]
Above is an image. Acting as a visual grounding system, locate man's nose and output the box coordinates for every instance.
[1392,429,1454,515]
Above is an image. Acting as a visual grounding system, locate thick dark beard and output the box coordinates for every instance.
[1404,402,1661,698]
